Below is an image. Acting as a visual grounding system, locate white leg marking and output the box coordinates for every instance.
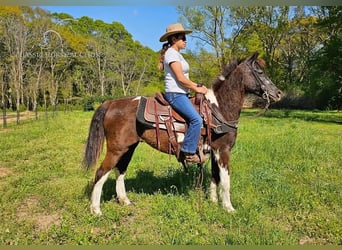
[115,168,131,205]
[212,149,235,212]
[90,170,112,215]
[219,166,235,212]
[209,180,218,203]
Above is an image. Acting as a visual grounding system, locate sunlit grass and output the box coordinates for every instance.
[0,109,341,245]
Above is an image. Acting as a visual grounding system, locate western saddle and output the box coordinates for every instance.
[136,92,238,164]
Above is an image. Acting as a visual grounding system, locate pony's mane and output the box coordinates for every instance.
[212,56,266,92]
[212,58,243,92]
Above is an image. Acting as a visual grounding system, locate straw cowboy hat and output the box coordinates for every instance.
[159,23,192,42]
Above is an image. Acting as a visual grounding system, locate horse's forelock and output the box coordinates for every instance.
[256,58,265,68]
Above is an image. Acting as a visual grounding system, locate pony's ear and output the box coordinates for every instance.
[248,51,259,62]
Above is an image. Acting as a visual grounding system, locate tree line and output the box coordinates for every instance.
[0,6,341,126]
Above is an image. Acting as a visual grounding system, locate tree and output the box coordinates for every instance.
[110,41,152,97]
[177,6,232,69]
[0,7,30,124]
[307,6,342,109]
[25,7,53,119]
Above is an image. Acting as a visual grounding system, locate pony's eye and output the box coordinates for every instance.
[252,61,263,74]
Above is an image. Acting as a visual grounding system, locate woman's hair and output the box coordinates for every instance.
[158,33,182,71]
[158,42,170,71]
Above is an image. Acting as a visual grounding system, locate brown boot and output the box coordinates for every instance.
[179,151,206,164]
[184,153,201,163]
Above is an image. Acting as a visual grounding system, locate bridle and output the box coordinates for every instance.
[248,60,271,117]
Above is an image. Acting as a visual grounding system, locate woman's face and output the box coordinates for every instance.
[171,33,187,50]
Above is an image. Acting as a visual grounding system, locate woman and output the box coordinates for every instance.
[159,23,208,164]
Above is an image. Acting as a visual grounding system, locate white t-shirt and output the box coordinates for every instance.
[163,48,190,94]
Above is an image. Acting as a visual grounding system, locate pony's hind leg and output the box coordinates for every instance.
[90,143,138,215]
[114,168,131,205]
[90,151,122,215]
[91,169,112,215]
[114,143,139,206]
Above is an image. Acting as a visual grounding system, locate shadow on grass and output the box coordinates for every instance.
[83,165,211,202]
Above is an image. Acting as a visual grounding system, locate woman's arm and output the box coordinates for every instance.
[170,61,207,94]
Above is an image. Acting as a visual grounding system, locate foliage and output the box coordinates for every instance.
[0,5,341,128]
[0,110,341,245]
[82,95,114,111]
[178,6,340,109]
[0,6,160,124]
[306,6,342,110]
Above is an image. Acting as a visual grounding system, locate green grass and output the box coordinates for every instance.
[0,109,341,245]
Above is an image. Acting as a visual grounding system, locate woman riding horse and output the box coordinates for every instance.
[83,51,282,216]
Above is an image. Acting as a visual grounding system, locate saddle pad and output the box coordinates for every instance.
[136,97,155,128]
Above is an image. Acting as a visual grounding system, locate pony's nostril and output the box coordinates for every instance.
[276,91,283,100]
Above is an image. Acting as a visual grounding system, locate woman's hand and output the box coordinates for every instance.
[195,85,208,94]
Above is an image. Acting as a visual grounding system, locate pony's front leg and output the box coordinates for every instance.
[90,169,112,215]
[211,149,235,212]
[209,180,218,204]
[115,168,131,205]
[219,166,235,212]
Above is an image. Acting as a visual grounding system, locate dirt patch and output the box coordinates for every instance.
[17,196,61,231]
[0,167,12,178]
[299,236,316,245]
[35,213,61,230]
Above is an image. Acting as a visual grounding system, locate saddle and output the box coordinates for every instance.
[136,92,238,160]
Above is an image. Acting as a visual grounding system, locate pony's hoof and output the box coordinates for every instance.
[90,205,102,216]
[223,204,236,213]
[116,197,132,206]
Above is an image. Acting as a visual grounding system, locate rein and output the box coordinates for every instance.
[249,90,270,118]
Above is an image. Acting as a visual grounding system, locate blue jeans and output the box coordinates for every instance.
[163,92,202,154]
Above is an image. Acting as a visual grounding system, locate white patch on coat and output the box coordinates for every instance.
[203,142,211,153]
[209,180,218,203]
[115,168,131,205]
[90,170,112,215]
[219,166,235,212]
[176,132,185,143]
[211,149,235,212]
[133,96,141,101]
[205,89,219,107]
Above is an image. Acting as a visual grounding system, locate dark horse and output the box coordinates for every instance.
[83,51,282,215]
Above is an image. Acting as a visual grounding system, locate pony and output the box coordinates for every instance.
[83,51,282,215]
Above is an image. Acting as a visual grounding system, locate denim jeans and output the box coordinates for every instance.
[163,92,202,154]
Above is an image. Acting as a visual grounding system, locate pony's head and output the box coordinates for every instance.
[217,51,283,103]
[242,51,282,102]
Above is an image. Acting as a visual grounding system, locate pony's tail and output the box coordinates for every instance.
[82,100,111,170]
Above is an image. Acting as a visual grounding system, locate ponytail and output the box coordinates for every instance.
[158,42,170,71]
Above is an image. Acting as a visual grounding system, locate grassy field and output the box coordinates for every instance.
[0,109,341,245]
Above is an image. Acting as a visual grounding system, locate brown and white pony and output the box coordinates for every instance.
[83,51,282,215]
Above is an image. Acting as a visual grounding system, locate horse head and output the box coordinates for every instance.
[243,51,283,103]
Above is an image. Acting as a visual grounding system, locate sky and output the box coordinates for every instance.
[41,6,185,52]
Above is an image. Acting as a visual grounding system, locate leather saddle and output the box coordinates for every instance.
[142,92,208,133]
[136,92,238,157]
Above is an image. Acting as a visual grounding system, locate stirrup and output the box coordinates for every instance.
[196,148,208,164]
[178,151,207,164]
[185,153,201,163]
